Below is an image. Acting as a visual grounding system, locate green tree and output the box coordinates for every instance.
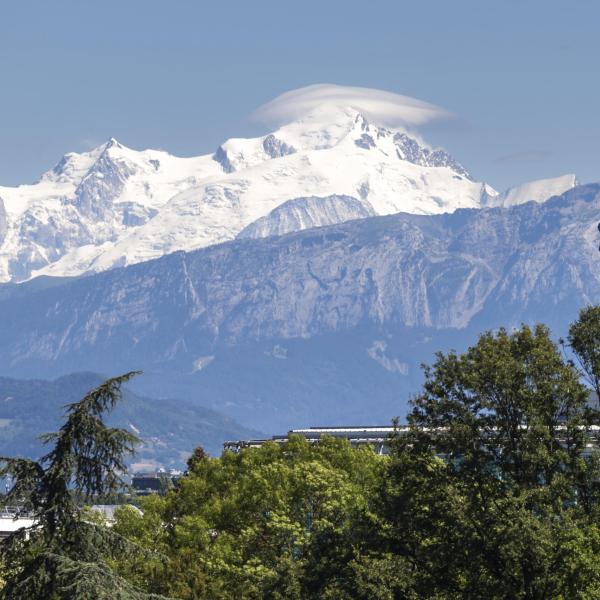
[114,434,383,599]
[110,310,600,599]
[379,323,600,599]
[569,305,600,402]
[0,372,169,600]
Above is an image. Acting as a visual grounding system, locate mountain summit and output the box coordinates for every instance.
[0,93,577,283]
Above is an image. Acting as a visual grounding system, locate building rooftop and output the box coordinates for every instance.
[224,425,404,454]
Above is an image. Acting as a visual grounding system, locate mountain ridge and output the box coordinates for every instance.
[0,371,261,466]
[0,183,598,430]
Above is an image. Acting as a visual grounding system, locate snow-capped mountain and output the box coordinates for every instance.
[485,174,578,208]
[0,138,220,281]
[0,103,495,283]
[0,99,580,283]
[236,194,376,239]
[0,184,598,430]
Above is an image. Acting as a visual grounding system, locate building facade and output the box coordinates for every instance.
[224,426,408,455]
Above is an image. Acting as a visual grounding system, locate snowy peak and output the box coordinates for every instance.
[213,105,470,181]
[44,146,104,185]
[274,105,364,151]
[212,106,363,173]
[0,137,222,282]
[0,113,494,283]
[237,194,375,240]
[281,107,472,178]
[105,136,122,149]
[350,123,471,179]
[72,140,139,218]
[45,138,123,179]
[490,174,579,208]
[0,87,581,284]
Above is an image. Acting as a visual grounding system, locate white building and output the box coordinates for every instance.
[0,506,35,539]
[224,425,407,455]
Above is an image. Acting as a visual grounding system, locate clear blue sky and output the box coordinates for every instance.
[0,0,598,191]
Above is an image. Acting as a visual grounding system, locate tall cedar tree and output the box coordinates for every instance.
[0,372,171,600]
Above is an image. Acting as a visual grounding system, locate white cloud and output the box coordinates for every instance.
[252,83,453,128]
[80,138,103,150]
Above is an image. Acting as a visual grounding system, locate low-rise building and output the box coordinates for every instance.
[0,506,35,539]
[131,468,183,495]
[224,425,407,455]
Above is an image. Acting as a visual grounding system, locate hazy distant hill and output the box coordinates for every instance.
[0,372,261,468]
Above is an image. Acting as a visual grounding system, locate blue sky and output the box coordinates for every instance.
[0,0,598,190]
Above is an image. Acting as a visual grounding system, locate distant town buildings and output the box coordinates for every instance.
[224,426,405,455]
[131,468,183,495]
[0,506,35,539]
[225,423,600,458]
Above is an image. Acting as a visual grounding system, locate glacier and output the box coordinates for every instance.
[0,97,577,283]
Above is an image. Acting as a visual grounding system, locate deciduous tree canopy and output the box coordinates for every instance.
[5,308,600,599]
[113,310,600,599]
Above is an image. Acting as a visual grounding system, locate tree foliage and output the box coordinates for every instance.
[114,309,600,599]
[0,372,169,600]
[569,305,600,400]
[378,322,600,599]
[114,435,383,599]
[6,309,600,598]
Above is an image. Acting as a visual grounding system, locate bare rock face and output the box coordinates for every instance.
[262,134,296,159]
[212,145,234,173]
[0,184,598,431]
[392,132,471,178]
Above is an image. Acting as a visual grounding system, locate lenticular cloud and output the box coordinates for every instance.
[252,84,452,128]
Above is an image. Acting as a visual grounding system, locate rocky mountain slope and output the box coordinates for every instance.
[0,184,598,431]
